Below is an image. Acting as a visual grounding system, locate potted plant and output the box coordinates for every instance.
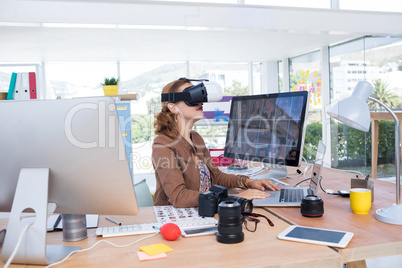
[102,77,120,96]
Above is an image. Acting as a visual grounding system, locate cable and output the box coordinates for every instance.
[288,164,312,179]
[318,176,340,196]
[4,222,34,268]
[287,169,303,178]
[45,231,160,268]
[293,178,311,187]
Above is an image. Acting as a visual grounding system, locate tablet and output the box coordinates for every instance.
[181,226,218,237]
[277,225,354,248]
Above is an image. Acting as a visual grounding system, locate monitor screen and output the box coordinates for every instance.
[224,91,309,168]
[0,97,138,215]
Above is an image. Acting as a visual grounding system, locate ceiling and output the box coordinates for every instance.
[1,0,402,63]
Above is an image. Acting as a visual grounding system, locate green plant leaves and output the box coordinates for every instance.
[102,76,120,86]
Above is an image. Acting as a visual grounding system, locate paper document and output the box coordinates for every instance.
[219,165,266,176]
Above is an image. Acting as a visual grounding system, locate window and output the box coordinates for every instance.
[45,62,117,99]
[190,62,251,150]
[41,60,260,175]
[119,62,187,174]
[289,51,322,162]
[189,62,250,96]
[340,0,402,12]
[329,36,402,178]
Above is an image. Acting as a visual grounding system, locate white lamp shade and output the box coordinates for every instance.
[327,81,374,132]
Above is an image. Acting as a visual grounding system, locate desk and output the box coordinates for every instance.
[266,165,402,267]
[0,208,342,267]
[2,166,400,267]
[370,111,402,179]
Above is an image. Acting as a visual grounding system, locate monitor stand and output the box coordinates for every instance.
[1,168,81,266]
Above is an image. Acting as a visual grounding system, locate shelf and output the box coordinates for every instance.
[107,93,137,101]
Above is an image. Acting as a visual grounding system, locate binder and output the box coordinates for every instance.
[13,72,22,100]
[7,72,38,100]
[20,72,31,100]
[29,72,37,99]
[6,72,17,100]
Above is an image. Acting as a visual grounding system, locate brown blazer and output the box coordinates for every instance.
[152,131,242,207]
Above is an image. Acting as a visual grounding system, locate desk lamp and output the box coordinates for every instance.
[327,81,402,225]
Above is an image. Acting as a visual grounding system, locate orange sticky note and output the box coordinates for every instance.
[139,243,174,256]
[137,251,167,261]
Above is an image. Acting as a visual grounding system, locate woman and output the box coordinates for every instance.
[152,79,280,208]
[251,100,260,116]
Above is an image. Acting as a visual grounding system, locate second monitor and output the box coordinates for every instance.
[224,91,309,179]
[0,97,138,265]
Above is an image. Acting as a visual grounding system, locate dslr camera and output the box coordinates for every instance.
[198,185,253,217]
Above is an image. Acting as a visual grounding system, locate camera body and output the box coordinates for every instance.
[198,185,253,217]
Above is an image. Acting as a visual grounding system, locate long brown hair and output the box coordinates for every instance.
[153,79,190,139]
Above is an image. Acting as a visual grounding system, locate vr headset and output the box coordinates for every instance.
[161,78,223,106]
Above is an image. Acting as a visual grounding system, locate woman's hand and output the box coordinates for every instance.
[250,179,281,192]
[234,189,270,200]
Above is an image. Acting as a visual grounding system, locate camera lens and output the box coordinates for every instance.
[216,201,244,244]
[300,195,324,217]
[226,196,253,213]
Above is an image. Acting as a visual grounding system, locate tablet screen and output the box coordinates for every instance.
[286,226,346,243]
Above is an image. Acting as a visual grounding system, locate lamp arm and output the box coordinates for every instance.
[368,96,401,205]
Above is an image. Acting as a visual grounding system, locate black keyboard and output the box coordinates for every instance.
[279,188,305,203]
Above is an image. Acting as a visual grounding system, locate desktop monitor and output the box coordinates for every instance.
[224,91,309,179]
[0,97,138,265]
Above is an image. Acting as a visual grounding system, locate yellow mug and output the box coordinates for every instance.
[350,188,371,214]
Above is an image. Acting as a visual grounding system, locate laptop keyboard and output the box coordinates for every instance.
[279,188,305,203]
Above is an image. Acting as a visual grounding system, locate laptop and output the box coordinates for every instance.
[253,140,326,207]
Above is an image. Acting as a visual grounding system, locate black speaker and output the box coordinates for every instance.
[300,195,324,217]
